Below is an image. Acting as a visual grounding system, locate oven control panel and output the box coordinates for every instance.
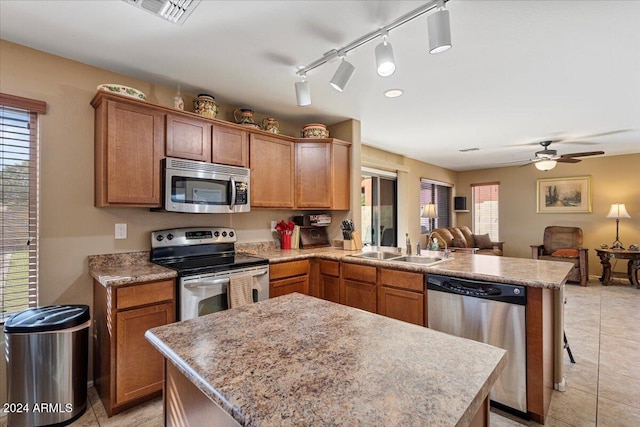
[151,227,237,248]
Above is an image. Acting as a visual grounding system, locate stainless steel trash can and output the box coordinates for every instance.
[4,305,90,427]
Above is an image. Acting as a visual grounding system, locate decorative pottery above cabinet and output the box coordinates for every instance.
[91,91,351,210]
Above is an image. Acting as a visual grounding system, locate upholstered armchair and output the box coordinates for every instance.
[531,226,589,286]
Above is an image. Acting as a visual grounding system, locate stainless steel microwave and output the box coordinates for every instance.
[161,157,250,214]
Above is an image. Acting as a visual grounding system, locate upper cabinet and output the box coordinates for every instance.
[92,92,164,207]
[249,134,295,208]
[212,125,248,167]
[295,138,350,210]
[166,113,212,162]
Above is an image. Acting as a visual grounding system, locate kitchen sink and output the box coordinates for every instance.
[351,251,402,260]
[392,256,444,265]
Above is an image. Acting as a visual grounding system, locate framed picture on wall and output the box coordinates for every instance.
[537,176,592,213]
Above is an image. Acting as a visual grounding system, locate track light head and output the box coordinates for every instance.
[295,75,311,106]
[329,58,355,92]
[375,37,396,77]
[428,6,452,54]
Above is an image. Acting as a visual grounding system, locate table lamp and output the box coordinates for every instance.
[606,203,631,249]
[422,204,438,249]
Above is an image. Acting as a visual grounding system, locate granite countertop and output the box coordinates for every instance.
[88,251,177,287]
[146,293,507,426]
[256,247,572,290]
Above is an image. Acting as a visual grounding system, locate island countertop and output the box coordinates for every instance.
[146,293,507,426]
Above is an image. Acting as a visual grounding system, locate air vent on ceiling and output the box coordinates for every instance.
[123,0,201,25]
[459,147,481,152]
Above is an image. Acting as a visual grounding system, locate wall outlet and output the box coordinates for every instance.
[115,223,127,239]
[270,221,277,232]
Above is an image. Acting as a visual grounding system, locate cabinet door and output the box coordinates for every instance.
[212,125,248,167]
[296,142,331,208]
[342,279,377,313]
[115,302,174,405]
[270,275,309,298]
[379,287,424,326]
[250,134,294,208]
[331,142,351,210]
[320,274,340,303]
[166,113,212,162]
[100,100,164,206]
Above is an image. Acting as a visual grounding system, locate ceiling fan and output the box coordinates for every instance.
[524,140,605,171]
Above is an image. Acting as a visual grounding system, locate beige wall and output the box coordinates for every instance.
[0,40,352,397]
[457,154,640,275]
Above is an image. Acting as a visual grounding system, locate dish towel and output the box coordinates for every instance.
[228,274,254,308]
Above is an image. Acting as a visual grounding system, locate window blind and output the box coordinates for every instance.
[1,99,41,323]
[472,183,500,241]
[420,179,451,232]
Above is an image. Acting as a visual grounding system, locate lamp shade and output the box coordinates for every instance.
[606,203,631,219]
[535,160,557,171]
[422,204,438,219]
[295,80,311,106]
[329,59,355,92]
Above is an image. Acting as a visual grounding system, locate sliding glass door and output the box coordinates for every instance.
[361,168,397,247]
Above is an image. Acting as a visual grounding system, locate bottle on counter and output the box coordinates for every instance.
[431,237,439,250]
[406,233,412,255]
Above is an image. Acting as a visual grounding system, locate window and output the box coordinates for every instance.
[1,93,45,322]
[472,182,499,241]
[361,168,397,247]
[420,178,451,233]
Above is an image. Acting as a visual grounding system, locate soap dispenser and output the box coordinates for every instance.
[406,233,412,255]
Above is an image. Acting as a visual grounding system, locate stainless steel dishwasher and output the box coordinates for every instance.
[427,274,527,416]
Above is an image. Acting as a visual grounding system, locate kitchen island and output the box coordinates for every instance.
[146,293,507,426]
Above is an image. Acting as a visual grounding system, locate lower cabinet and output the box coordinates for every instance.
[341,263,377,313]
[378,268,425,326]
[269,260,310,297]
[93,279,175,417]
[319,259,340,303]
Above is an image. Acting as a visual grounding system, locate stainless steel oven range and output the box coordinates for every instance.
[150,227,269,321]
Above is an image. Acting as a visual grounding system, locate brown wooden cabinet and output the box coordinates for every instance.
[319,259,341,303]
[378,268,425,326]
[269,260,310,297]
[212,124,248,167]
[166,113,212,161]
[250,134,295,208]
[93,279,175,416]
[92,92,165,207]
[295,138,350,210]
[341,263,377,313]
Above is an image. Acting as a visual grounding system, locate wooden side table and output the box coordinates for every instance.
[596,249,640,288]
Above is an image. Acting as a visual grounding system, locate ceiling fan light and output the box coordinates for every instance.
[330,58,355,92]
[375,39,396,77]
[535,160,557,171]
[428,7,452,54]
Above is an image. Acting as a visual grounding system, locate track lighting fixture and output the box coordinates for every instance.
[428,0,452,54]
[294,0,454,105]
[295,73,311,106]
[329,56,355,92]
[375,32,396,77]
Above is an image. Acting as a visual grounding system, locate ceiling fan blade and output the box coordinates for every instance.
[556,158,581,164]
[560,150,605,158]
[568,129,631,140]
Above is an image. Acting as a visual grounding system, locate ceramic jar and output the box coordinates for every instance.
[262,117,280,134]
[301,123,329,138]
[233,108,260,129]
[194,94,218,119]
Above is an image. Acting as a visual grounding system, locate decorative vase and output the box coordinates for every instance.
[233,108,259,128]
[281,233,292,250]
[194,94,218,118]
[262,117,280,134]
[301,123,329,138]
[173,85,184,110]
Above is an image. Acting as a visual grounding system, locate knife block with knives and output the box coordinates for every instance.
[341,220,362,250]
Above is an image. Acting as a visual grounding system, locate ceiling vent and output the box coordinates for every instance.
[123,0,201,25]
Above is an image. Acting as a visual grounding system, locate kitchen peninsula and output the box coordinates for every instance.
[146,293,507,426]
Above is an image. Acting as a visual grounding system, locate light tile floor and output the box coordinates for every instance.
[2,278,637,426]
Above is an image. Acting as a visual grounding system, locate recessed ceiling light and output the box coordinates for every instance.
[384,89,404,98]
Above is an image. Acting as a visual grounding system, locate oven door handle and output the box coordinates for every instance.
[183,269,268,289]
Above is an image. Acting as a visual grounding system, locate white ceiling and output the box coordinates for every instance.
[1,0,639,171]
